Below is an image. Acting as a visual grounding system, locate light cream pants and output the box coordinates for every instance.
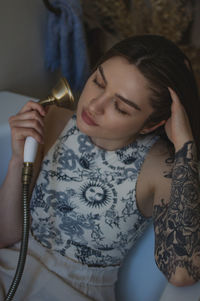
[0,233,119,301]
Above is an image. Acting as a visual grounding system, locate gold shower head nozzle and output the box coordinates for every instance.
[39,78,76,110]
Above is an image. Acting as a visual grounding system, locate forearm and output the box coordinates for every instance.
[153,141,200,285]
[0,156,24,247]
[0,100,47,248]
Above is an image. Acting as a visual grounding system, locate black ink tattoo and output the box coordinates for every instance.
[163,170,172,179]
[163,156,174,179]
[153,141,200,282]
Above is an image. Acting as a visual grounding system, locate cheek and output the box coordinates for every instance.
[103,117,134,135]
[77,90,87,107]
[77,82,94,109]
[109,116,146,135]
[76,89,88,115]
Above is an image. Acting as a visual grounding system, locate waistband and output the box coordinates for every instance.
[25,232,119,286]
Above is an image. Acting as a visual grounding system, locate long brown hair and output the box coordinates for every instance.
[96,34,200,158]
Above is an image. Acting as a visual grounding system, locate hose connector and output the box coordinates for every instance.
[22,162,33,185]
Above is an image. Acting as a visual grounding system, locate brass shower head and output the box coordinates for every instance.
[38,78,76,110]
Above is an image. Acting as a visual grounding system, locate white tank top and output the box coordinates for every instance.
[30,114,159,266]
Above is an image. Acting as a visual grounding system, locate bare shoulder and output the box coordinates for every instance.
[136,138,174,217]
[43,106,75,156]
[145,139,174,177]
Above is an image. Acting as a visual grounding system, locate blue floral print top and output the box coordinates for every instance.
[30,115,159,266]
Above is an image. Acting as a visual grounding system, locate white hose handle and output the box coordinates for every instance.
[23,136,39,163]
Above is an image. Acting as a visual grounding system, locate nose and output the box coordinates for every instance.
[88,94,110,115]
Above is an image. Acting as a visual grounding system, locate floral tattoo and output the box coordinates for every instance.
[153,141,200,281]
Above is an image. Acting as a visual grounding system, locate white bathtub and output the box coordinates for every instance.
[0,91,200,301]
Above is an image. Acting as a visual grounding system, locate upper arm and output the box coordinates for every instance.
[136,140,173,218]
[152,151,173,209]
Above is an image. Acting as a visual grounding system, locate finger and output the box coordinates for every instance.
[168,87,186,118]
[168,87,181,105]
[18,100,46,116]
[9,110,45,128]
[169,88,190,119]
[164,117,171,131]
[11,127,44,144]
[10,119,44,136]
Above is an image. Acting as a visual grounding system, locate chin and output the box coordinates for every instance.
[76,116,89,135]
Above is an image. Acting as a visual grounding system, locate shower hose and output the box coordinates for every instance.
[4,77,74,300]
[5,162,33,301]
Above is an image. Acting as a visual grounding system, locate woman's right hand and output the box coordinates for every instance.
[8,101,46,161]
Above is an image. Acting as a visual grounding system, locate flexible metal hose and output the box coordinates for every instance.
[5,163,33,301]
[4,77,74,300]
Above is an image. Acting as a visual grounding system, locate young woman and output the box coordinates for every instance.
[0,34,200,300]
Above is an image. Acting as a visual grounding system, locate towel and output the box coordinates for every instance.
[45,0,90,92]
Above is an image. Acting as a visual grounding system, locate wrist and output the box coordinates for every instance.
[175,140,197,161]
[9,155,24,167]
[174,138,195,153]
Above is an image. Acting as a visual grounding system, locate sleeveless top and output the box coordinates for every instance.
[30,114,159,266]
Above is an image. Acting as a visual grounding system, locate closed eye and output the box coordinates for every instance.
[93,77,128,115]
[114,101,128,115]
[92,77,105,89]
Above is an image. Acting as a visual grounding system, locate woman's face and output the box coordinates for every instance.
[76,56,155,150]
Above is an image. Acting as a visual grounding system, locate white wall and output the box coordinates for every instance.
[0,0,59,98]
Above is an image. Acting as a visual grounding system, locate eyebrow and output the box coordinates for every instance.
[98,65,142,111]
[115,94,142,111]
[98,65,107,84]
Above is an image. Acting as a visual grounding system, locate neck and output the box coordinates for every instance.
[89,136,137,151]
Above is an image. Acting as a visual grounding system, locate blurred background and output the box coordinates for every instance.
[0,1,200,300]
[0,0,199,99]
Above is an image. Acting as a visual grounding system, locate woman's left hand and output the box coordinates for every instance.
[164,88,194,152]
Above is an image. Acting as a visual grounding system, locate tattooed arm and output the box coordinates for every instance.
[153,141,200,286]
[152,88,200,286]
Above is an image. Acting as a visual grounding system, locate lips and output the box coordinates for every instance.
[81,110,98,126]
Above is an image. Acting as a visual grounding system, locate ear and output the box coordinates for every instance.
[140,120,166,134]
